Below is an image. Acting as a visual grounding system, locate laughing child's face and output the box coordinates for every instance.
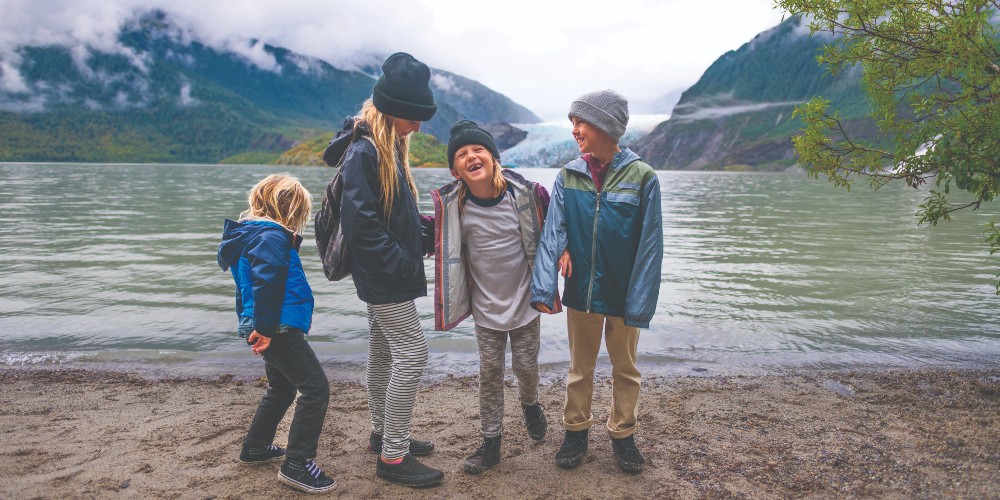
[450,143,496,189]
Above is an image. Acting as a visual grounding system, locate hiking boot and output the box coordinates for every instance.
[554,429,588,469]
[238,443,285,464]
[367,431,435,456]
[521,403,547,442]
[462,435,502,475]
[278,458,337,494]
[375,454,444,487]
[611,434,646,474]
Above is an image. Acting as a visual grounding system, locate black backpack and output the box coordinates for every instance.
[315,135,375,281]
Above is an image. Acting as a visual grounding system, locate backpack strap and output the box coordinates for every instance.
[315,135,380,282]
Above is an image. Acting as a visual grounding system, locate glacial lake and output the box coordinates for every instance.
[1,163,998,380]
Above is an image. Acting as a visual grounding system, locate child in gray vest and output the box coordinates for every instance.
[430,120,558,474]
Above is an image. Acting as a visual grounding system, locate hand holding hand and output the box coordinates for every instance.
[533,302,554,314]
[419,214,435,256]
[247,331,271,355]
[558,250,572,278]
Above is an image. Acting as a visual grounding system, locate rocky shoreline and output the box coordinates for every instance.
[1,367,997,498]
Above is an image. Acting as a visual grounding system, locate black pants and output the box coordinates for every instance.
[244,329,330,460]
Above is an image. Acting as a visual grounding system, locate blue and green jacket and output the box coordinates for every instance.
[530,148,662,328]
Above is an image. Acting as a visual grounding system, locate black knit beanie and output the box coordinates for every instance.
[447,120,500,169]
[372,52,438,121]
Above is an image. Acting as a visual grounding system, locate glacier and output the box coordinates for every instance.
[501,114,669,168]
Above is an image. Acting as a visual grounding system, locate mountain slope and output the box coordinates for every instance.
[0,11,534,163]
[635,16,873,170]
[429,69,540,125]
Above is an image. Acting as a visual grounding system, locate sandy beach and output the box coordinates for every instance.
[1,366,997,499]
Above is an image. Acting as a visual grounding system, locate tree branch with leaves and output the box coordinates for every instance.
[775,0,1000,290]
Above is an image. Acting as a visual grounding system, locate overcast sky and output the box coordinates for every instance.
[0,0,788,121]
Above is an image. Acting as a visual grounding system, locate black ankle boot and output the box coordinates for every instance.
[611,434,646,473]
[463,435,502,475]
[521,403,547,441]
[555,429,589,469]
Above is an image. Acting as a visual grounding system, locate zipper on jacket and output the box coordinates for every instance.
[586,187,601,312]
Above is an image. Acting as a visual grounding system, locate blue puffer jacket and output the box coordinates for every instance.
[531,148,663,328]
[217,219,314,336]
[324,121,430,305]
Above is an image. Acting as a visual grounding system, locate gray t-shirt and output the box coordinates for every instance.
[461,190,539,331]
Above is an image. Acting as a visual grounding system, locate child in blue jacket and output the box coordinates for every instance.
[217,173,336,494]
[531,89,663,474]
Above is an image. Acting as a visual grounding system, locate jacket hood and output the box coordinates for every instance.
[323,118,372,167]
[217,219,293,271]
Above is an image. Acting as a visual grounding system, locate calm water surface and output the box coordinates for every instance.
[1,163,998,379]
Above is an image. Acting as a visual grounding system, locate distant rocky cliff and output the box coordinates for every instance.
[481,123,528,151]
[636,16,870,170]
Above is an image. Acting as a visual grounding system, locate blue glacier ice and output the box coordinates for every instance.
[500,114,669,168]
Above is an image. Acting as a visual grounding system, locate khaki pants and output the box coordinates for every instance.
[563,308,641,439]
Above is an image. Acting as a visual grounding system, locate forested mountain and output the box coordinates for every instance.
[429,69,540,125]
[0,11,537,164]
[635,15,875,170]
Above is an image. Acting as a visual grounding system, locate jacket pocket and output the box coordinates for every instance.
[606,192,640,206]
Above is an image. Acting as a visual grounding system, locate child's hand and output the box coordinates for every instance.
[247,331,271,355]
[558,250,572,278]
[533,302,555,314]
[419,214,435,256]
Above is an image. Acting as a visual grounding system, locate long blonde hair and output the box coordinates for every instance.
[240,173,312,234]
[354,99,418,219]
[456,157,507,212]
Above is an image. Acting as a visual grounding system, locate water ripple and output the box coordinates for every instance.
[1,164,998,376]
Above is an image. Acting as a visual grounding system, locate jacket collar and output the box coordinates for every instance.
[435,167,533,199]
[501,168,532,194]
[565,147,641,175]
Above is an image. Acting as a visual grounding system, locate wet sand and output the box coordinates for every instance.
[0,367,997,498]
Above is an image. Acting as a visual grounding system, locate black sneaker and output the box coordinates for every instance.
[278,458,337,493]
[611,434,646,474]
[375,454,444,487]
[239,443,285,464]
[555,429,588,469]
[521,403,547,442]
[462,435,502,475]
[367,431,435,456]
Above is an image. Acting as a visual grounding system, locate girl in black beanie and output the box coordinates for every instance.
[321,52,442,488]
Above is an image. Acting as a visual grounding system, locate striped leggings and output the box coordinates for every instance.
[366,301,429,460]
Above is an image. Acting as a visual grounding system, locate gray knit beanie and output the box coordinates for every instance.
[568,89,629,141]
